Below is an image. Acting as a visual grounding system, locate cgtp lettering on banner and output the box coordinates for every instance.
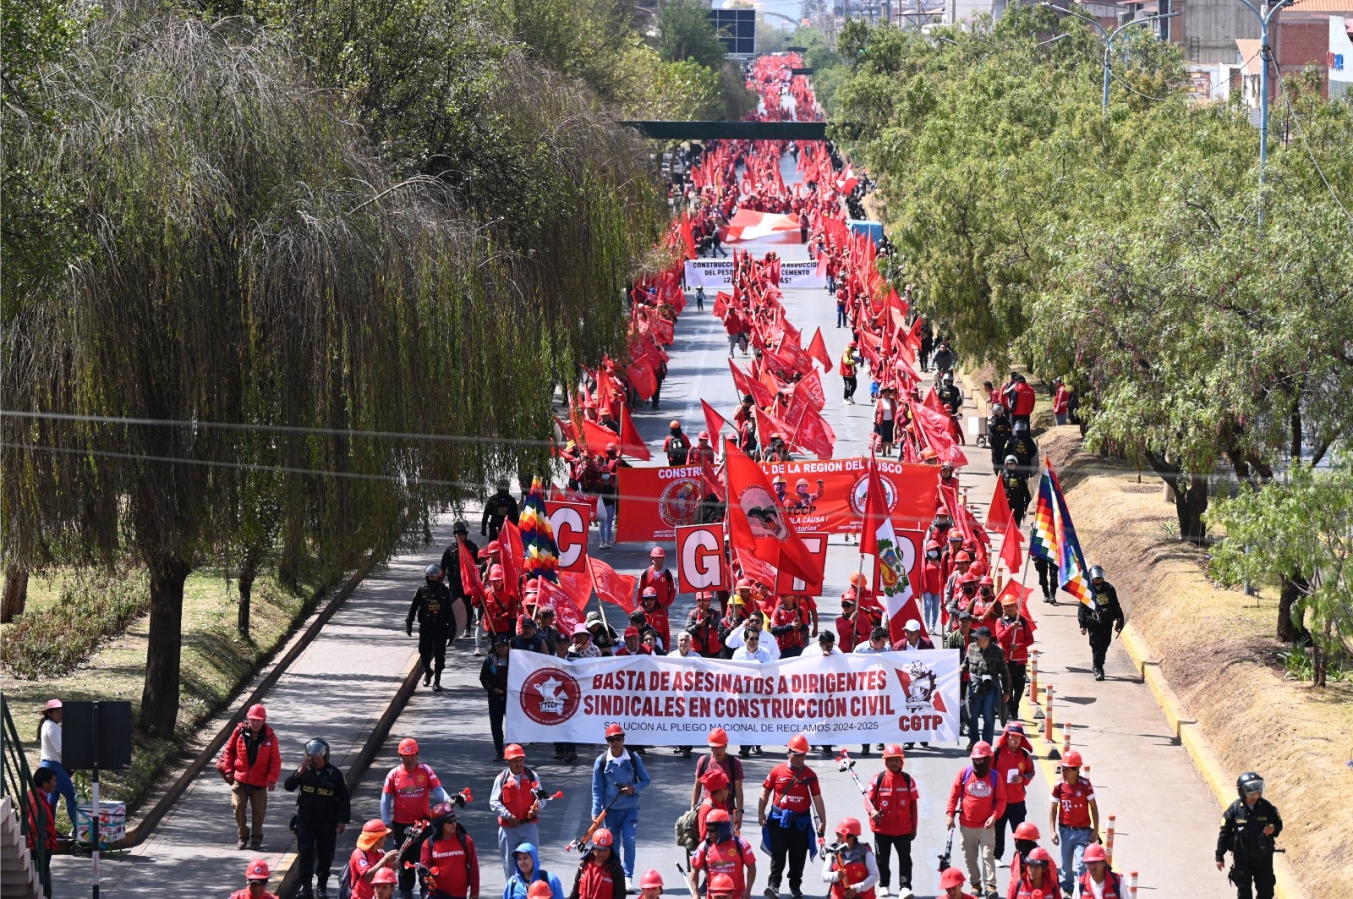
[676,524,727,593]
[545,501,591,572]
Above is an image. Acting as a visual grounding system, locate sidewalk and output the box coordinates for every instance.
[49,518,455,898]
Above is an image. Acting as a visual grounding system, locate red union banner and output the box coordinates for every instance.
[774,531,829,596]
[545,501,592,572]
[505,650,962,745]
[616,457,939,544]
[676,524,728,594]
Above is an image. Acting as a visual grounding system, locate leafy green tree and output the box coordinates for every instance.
[1209,459,1353,686]
[653,0,727,71]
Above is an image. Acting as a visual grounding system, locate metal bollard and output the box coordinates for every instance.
[1105,815,1116,865]
[1044,685,1055,742]
[1128,871,1138,897]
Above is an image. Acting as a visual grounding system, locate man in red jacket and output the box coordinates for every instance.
[217,703,282,850]
[991,723,1035,867]
[945,742,1006,899]
[866,745,919,897]
[420,801,480,899]
[834,595,872,653]
[769,594,811,658]
[994,596,1035,720]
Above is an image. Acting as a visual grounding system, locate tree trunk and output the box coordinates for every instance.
[1171,474,1209,544]
[1,560,29,623]
[1277,573,1312,644]
[139,552,193,739]
[237,559,256,640]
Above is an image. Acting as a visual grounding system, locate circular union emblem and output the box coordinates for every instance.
[737,484,788,540]
[659,478,703,527]
[520,667,582,726]
[848,474,897,518]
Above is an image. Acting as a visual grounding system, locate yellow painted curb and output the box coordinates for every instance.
[1116,625,1305,899]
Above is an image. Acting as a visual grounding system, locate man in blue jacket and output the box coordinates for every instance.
[591,724,651,889]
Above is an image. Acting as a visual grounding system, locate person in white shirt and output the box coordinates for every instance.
[39,698,78,829]
[815,631,842,656]
[725,616,781,660]
[668,632,695,658]
[730,631,774,663]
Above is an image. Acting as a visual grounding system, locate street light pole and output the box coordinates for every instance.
[1235,0,1294,185]
[1039,4,1179,111]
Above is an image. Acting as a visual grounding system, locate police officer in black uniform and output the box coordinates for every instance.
[1006,420,1038,475]
[482,479,520,541]
[408,564,454,691]
[440,520,478,640]
[937,372,963,416]
[1001,455,1032,526]
[284,738,351,899]
[1216,772,1283,899]
[988,404,1012,475]
[1077,566,1125,680]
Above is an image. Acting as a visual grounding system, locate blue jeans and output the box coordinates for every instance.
[605,807,639,877]
[1058,825,1094,894]
[598,501,615,545]
[41,760,78,828]
[922,592,940,632]
[967,687,999,747]
[1055,413,1068,425]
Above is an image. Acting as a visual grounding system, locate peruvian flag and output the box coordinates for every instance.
[859,455,919,643]
[723,439,817,582]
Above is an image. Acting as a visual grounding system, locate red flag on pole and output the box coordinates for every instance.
[581,418,621,453]
[723,439,817,581]
[807,327,832,373]
[986,479,1013,533]
[588,557,637,615]
[730,359,773,408]
[701,399,730,442]
[499,519,524,600]
[999,516,1025,575]
[619,404,652,461]
[537,577,585,637]
[458,536,485,606]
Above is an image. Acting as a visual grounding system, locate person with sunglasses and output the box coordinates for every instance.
[591,725,651,890]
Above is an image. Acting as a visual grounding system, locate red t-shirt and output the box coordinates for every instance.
[692,837,756,894]
[763,762,820,814]
[421,833,480,898]
[992,745,1034,804]
[944,766,1007,828]
[347,848,384,899]
[383,763,442,824]
[1052,778,1096,828]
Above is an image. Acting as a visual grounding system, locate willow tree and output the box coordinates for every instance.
[1,8,647,737]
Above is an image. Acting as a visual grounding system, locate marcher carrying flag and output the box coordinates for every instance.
[1028,461,1097,609]
[519,477,560,584]
[859,454,923,642]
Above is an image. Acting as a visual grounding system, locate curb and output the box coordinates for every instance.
[273,657,425,899]
[1117,624,1305,899]
[115,554,380,849]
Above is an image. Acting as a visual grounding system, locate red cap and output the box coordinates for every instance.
[969,740,993,760]
[605,723,625,739]
[735,578,753,589]
[650,547,666,558]
[487,541,501,552]
[592,827,614,847]
[707,727,729,747]
[398,737,419,756]
[372,869,398,886]
[787,734,810,754]
[882,744,905,759]
[700,767,730,791]
[1013,822,1041,840]
[362,819,390,834]
[954,552,972,563]
[669,420,681,429]
[939,868,966,889]
[246,859,271,881]
[641,587,658,599]
[835,817,862,836]
[489,565,505,581]
[528,883,554,899]
[1063,750,1083,768]
[504,744,525,760]
[624,626,640,638]
[246,703,267,721]
[639,870,664,890]
[1083,844,1108,863]
[705,808,731,824]
[709,874,736,894]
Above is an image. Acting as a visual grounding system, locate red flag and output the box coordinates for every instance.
[790,403,836,461]
[996,578,1037,634]
[730,359,773,408]
[619,404,652,461]
[754,405,797,450]
[807,328,832,373]
[700,454,725,501]
[999,516,1024,575]
[701,399,730,442]
[588,557,636,615]
[986,480,1013,533]
[723,439,817,581]
[457,536,485,606]
[679,215,697,260]
[795,368,826,411]
[537,577,584,638]
[558,570,594,611]
[581,418,621,453]
[628,359,657,401]
[499,519,524,600]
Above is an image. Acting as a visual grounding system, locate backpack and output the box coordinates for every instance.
[675,808,700,850]
[337,856,354,899]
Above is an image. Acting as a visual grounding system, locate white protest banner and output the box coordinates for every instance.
[506,649,960,746]
[685,260,826,290]
[676,524,728,594]
[545,501,591,572]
